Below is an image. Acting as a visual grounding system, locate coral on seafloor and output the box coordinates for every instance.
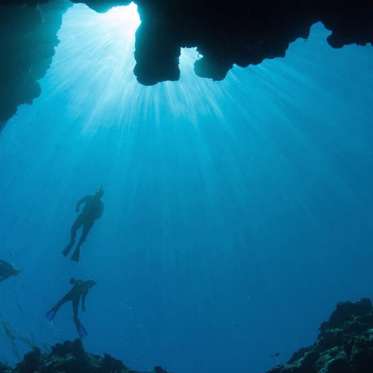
[1,299,373,373]
[268,299,373,373]
[0,339,168,373]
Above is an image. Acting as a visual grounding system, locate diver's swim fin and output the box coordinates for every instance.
[46,309,57,321]
[63,245,72,257]
[71,249,80,262]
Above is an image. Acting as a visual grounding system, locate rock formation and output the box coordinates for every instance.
[268,298,373,373]
[1,0,373,126]
[0,0,71,128]
[1,299,373,373]
[0,339,168,373]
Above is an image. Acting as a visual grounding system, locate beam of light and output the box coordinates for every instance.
[41,3,237,132]
[1,5,373,372]
[100,5,140,38]
[7,5,373,138]
[51,4,329,134]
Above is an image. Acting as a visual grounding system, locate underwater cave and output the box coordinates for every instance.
[0,1,373,373]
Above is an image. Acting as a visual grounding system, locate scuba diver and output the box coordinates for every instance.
[0,260,20,282]
[63,187,104,262]
[46,278,96,338]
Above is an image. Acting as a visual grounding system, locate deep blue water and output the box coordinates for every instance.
[1,4,373,373]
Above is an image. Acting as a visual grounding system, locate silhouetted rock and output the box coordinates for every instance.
[0,0,71,128]
[0,362,11,373]
[267,298,373,373]
[74,0,373,85]
[0,0,373,126]
[4,338,168,373]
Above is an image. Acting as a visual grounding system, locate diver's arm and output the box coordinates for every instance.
[76,196,88,212]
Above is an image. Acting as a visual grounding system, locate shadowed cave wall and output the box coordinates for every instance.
[0,0,372,128]
[0,0,71,126]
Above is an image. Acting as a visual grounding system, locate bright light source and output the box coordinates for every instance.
[100,4,140,37]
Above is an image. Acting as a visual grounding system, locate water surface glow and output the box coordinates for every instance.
[1,4,373,373]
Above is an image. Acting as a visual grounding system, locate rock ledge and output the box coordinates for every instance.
[268,299,373,373]
[0,339,168,373]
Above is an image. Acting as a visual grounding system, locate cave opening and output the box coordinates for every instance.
[1,3,373,373]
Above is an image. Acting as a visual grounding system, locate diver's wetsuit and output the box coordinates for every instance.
[0,260,18,282]
[63,191,104,262]
[46,279,96,337]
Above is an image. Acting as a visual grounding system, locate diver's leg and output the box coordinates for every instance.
[72,298,79,322]
[63,217,82,256]
[71,221,93,262]
[72,299,87,337]
[77,320,87,337]
[46,295,69,320]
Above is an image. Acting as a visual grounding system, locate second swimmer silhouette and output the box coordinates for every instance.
[0,260,20,283]
[46,278,96,337]
[63,187,104,262]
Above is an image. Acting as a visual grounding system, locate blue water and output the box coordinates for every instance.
[1,4,373,373]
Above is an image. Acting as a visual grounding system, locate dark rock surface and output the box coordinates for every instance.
[2,339,168,373]
[1,299,373,373]
[0,0,373,126]
[0,0,71,128]
[73,0,373,85]
[267,298,373,373]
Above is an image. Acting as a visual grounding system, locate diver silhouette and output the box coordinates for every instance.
[63,187,104,262]
[46,278,96,338]
[0,260,20,283]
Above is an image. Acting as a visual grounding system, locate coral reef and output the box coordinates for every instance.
[0,0,373,126]
[268,298,373,373]
[1,299,373,373]
[0,339,168,373]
